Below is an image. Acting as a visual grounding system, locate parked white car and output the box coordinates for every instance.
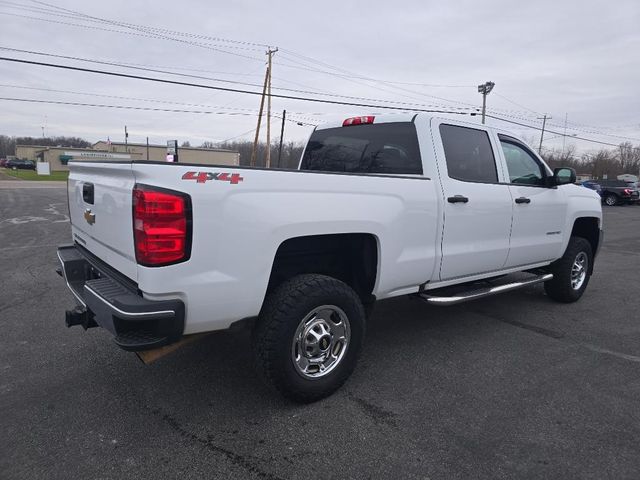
[58,114,602,402]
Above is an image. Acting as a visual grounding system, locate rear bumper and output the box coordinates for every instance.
[57,244,185,351]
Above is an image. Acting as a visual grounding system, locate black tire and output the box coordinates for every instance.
[604,194,618,206]
[252,274,365,403]
[544,236,593,303]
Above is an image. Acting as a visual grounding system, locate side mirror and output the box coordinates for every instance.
[553,167,576,186]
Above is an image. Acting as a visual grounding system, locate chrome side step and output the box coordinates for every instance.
[419,273,553,306]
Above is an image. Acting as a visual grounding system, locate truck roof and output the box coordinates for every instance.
[315,113,419,130]
[314,113,490,132]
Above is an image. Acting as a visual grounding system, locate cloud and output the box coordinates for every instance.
[0,0,638,152]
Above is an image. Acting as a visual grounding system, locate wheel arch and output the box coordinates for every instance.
[570,216,601,270]
[266,233,379,304]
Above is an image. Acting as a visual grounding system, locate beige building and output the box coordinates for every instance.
[15,141,239,171]
[92,141,239,166]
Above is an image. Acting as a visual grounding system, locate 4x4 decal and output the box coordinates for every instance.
[182,171,244,185]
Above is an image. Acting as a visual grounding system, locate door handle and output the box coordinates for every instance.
[515,197,531,204]
[447,195,469,204]
[82,183,94,204]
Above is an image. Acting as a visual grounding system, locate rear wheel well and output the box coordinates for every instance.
[267,233,378,303]
[571,217,600,259]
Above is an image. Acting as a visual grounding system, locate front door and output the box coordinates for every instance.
[497,135,567,267]
[434,121,513,281]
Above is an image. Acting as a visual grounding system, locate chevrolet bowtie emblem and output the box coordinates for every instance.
[84,208,96,225]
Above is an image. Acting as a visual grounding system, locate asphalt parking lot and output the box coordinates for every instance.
[1,181,639,480]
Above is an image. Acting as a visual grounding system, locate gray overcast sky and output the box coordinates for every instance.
[1,0,639,153]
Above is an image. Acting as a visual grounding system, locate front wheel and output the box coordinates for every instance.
[544,236,593,303]
[252,274,365,403]
[604,194,618,206]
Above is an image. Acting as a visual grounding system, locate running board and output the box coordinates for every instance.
[419,273,553,306]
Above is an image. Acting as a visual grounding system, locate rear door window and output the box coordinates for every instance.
[439,124,498,183]
[300,122,423,175]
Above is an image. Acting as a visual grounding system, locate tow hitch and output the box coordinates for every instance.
[65,306,98,330]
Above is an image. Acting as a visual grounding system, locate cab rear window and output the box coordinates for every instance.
[300,122,423,175]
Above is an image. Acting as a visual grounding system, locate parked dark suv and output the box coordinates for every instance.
[599,179,640,206]
[5,159,36,170]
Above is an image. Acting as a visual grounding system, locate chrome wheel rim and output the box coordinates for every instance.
[291,305,350,379]
[605,196,616,206]
[571,252,588,290]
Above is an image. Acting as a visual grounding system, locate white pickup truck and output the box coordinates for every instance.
[58,114,602,402]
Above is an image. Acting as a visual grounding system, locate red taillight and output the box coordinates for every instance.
[133,185,191,266]
[342,116,375,127]
[623,188,632,195]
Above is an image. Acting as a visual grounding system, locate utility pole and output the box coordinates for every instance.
[124,125,129,151]
[250,64,270,167]
[477,81,495,124]
[265,47,277,168]
[537,114,551,154]
[146,136,149,160]
[250,48,277,167]
[277,109,286,168]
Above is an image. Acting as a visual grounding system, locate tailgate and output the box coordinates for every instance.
[67,162,138,281]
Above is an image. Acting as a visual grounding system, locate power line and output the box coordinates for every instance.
[0,96,257,115]
[545,121,640,143]
[0,96,319,126]
[0,11,266,62]
[2,54,635,148]
[0,83,318,125]
[0,46,268,88]
[3,56,636,148]
[0,47,480,112]
[493,91,640,142]
[493,92,542,116]
[276,51,478,110]
[277,50,474,88]
[486,114,625,148]
[13,0,632,138]
[28,0,270,48]
[4,3,452,104]
[4,3,538,120]
[218,127,258,143]
[17,2,475,98]
[2,3,480,112]
[0,55,481,114]
[0,57,474,115]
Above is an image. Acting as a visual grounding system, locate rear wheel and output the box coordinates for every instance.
[604,194,618,206]
[544,236,593,303]
[252,274,365,403]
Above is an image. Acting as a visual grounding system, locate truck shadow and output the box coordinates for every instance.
[110,286,556,413]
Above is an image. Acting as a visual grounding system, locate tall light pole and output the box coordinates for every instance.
[477,81,495,124]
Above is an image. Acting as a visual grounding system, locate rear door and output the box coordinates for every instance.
[67,162,138,280]
[432,120,513,280]
[496,135,567,267]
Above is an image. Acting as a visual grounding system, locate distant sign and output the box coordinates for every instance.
[64,151,131,159]
[167,140,178,163]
